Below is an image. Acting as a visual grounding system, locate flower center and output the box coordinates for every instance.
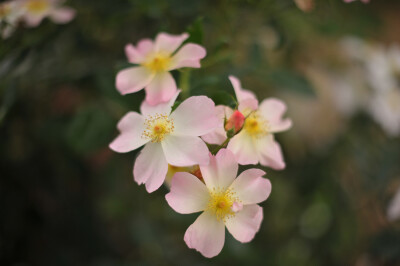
[144,53,171,73]
[142,113,174,142]
[26,0,49,14]
[243,112,269,138]
[0,4,11,18]
[207,187,240,222]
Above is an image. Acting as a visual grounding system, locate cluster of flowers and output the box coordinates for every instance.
[0,0,75,39]
[338,38,400,137]
[109,32,292,257]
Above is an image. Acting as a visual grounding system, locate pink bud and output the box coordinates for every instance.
[225,110,245,133]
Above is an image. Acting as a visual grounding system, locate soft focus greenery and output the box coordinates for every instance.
[1,0,400,265]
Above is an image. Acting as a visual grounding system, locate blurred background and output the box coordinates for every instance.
[1,0,400,265]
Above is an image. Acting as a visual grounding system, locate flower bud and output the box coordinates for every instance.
[225,110,245,134]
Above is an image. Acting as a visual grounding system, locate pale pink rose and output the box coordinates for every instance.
[21,0,75,27]
[166,149,272,258]
[0,1,25,38]
[203,76,292,170]
[116,32,207,105]
[109,92,219,193]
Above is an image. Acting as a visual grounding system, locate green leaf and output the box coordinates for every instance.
[186,17,204,45]
[210,91,236,109]
[267,69,316,97]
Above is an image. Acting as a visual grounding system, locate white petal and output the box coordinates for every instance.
[200,149,238,191]
[229,169,271,205]
[257,135,286,170]
[109,112,148,153]
[133,142,168,193]
[140,90,180,117]
[162,135,209,166]
[166,172,210,214]
[184,211,225,258]
[225,204,263,243]
[154,32,189,54]
[144,72,177,105]
[171,96,219,136]
[227,131,258,165]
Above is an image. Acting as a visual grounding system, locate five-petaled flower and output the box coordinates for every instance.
[166,149,272,258]
[116,32,207,105]
[203,76,292,170]
[109,92,219,193]
[21,0,76,27]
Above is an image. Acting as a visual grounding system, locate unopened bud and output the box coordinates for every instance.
[225,110,245,134]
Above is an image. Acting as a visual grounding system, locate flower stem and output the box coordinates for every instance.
[211,137,231,155]
[179,70,191,99]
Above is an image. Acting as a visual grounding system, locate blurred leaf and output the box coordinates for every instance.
[65,105,114,154]
[267,69,316,96]
[185,17,204,45]
[210,91,236,109]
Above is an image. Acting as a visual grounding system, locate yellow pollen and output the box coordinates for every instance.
[142,113,174,142]
[207,187,240,222]
[26,0,49,14]
[243,112,269,138]
[143,53,171,73]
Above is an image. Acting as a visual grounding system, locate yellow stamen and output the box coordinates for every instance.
[243,112,269,138]
[142,113,174,142]
[143,53,171,73]
[26,0,49,14]
[206,187,240,222]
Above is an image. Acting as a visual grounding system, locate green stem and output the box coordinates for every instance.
[211,137,231,155]
[179,70,191,99]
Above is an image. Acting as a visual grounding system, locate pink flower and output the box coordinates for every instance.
[166,149,272,258]
[116,32,207,105]
[109,92,219,193]
[21,0,75,27]
[0,1,25,38]
[203,76,292,170]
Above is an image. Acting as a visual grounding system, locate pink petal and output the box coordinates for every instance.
[227,132,258,165]
[184,211,225,258]
[238,98,259,114]
[169,43,207,70]
[229,169,271,205]
[133,142,168,193]
[109,112,148,153]
[49,7,75,24]
[144,72,177,105]
[154,32,189,54]
[200,149,238,191]
[140,90,180,117]
[171,96,219,136]
[259,98,292,133]
[23,14,45,27]
[162,135,209,166]
[125,39,154,64]
[165,172,210,214]
[115,66,154,95]
[257,135,286,170]
[229,75,257,103]
[225,204,263,243]
[201,106,232,145]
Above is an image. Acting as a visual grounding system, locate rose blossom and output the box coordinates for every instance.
[21,0,75,27]
[116,32,206,105]
[203,76,292,170]
[109,92,219,193]
[166,149,272,258]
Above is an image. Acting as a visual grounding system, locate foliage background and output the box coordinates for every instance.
[1,0,400,265]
